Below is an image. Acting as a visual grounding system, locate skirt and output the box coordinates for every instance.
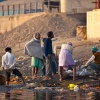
[31,57,43,68]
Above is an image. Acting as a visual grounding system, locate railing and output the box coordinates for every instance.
[0,1,44,16]
[0,0,60,16]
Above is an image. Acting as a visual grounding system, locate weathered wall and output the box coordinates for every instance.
[87,9,100,39]
[60,0,94,13]
[0,12,46,34]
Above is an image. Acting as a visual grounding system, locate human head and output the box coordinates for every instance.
[91,46,98,53]
[34,33,41,40]
[47,31,54,39]
[5,47,12,53]
[42,38,46,45]
[42,38,46,43]
[67,42,72,46]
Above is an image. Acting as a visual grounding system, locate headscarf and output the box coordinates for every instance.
[61,42,73,54]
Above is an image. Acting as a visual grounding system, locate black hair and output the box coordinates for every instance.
[5,47,12,52]
[42,38,46,43]
[47,31,53,37]
[34,33,40,38]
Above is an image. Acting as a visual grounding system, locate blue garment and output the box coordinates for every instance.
[44,38,53,57]
[52,61,57,74]
[42,61,57,76]
[42,65,46,76]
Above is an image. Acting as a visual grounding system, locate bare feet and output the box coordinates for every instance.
[32,75,36,80]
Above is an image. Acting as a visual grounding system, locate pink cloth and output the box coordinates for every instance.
[59,49,75,67]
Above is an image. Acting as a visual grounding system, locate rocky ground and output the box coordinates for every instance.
[0,12,100,95]
[0,13,86,48]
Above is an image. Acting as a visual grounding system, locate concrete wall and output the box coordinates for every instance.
[0,12,46,34]
[87,9,100,39]
[60,0,73,13]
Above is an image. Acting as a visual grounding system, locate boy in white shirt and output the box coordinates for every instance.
[2,47,25,86]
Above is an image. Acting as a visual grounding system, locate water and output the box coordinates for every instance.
[0,85,99,100]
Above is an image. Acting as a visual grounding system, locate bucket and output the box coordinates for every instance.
[68,84,75,90]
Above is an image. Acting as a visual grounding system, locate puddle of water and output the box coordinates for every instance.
[0,85,99,100]
[0,87,98,100]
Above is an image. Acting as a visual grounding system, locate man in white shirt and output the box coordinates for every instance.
[2,47,25,86]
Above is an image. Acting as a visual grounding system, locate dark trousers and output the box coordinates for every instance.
[42,62,57,76]
[6,69,22,81]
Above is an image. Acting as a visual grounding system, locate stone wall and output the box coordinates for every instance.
[0,12,46,34]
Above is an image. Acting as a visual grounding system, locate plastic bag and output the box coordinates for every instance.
[79,68,87,76]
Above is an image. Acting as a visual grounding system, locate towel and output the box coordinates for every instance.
[24,38,43,59]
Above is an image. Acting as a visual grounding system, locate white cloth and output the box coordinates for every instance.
[61,44,73,54]
[59,43,75,67]
[2,52,16,69]
[24,38,43,59]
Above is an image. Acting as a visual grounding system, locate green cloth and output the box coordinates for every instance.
[31,57,43,68]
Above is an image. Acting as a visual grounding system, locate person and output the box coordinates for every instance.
[58,42,76,81]
[42,38,46,76]
[51,53,58,75]
[2,47,25,86]
[24,33,43,79]
[44,31,54,80]
[85,46,100,74]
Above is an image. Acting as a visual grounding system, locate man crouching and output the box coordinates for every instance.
[2,47,25,86]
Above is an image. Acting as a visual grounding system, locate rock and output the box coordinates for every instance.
[17,56,25,60]
[87,92,95,96]
[26,83,39,89]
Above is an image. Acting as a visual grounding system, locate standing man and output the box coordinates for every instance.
[2,47,25,86]
[44,31,54,80]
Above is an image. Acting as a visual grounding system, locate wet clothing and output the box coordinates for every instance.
[31,57,43,68]
[2,52,16,69]
[6,69,22,81]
